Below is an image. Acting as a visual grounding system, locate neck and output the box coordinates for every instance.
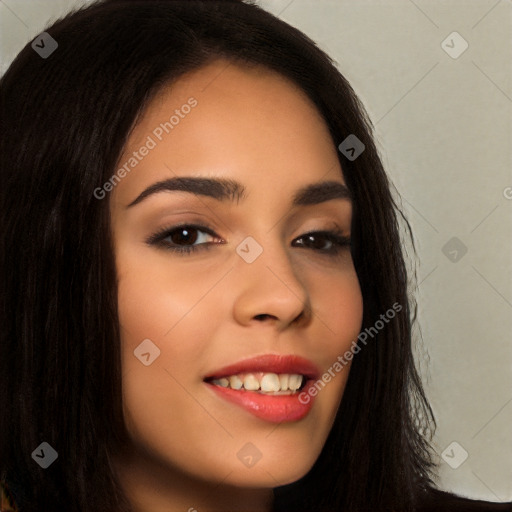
[113,448,274,512]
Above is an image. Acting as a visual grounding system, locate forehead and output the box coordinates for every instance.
[111,60,345,207]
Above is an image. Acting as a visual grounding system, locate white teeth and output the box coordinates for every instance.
[212,377,229,388]
[211,372,305,393]
[260,373,280,392]
[288,374,302,391]
[243,374,260,391]
[279,374,289,390]
[229,375,243,390]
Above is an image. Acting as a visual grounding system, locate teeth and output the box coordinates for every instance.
[229,375,243,390]
[279,374,289,390]
[288,374,302,391]
[211,373,304,393]
[212,377,229,388]
[260,373,280,392]
[243,374,260,391]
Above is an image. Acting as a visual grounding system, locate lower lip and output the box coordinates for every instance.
[206,381,315,423]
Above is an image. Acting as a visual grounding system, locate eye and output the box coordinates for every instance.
[146,224,224,254]
[146,225,350,257]
[292,230,351,255]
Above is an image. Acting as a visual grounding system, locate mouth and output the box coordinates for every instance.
[203,354,319,423]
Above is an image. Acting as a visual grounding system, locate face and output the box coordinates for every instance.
[110,60,363,497]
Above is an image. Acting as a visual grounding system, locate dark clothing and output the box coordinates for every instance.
[1,480,511,511]
[419,487,512,511]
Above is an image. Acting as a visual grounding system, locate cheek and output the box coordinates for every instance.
[116,259,216,399]
[116,246,217,348]
[293,262,363,425]
[326,274,363,337]
[304,260,363,353]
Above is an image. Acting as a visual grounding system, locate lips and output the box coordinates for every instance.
[204,354,319,423]
[204,354,320,380]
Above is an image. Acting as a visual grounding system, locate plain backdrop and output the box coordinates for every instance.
[1,0,511,503]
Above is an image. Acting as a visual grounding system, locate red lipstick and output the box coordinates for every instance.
[204,354,319,423]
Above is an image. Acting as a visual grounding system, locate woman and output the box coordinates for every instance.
[0,1,510,511]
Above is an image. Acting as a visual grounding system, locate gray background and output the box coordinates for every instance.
[1,0,511,502]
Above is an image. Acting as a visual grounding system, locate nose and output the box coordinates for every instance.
[232,239,311,331]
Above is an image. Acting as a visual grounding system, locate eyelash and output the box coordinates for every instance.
[146,223,351,256]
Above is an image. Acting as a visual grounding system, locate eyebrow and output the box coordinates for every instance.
[126,176,351,208]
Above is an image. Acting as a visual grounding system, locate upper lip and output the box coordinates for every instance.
[204,354,320,380]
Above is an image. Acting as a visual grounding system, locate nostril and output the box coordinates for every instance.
[254,314,273,321]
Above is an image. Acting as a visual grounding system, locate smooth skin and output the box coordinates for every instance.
[110,60,363,512]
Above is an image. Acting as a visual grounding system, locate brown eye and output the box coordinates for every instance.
[146,224,224,255]
[302,234,331,250]
[293,231,351,255]
[167,227,200,246]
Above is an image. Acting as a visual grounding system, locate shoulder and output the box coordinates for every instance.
[417,487,512,512]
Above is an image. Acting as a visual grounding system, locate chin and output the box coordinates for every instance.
[214,450,319,489]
